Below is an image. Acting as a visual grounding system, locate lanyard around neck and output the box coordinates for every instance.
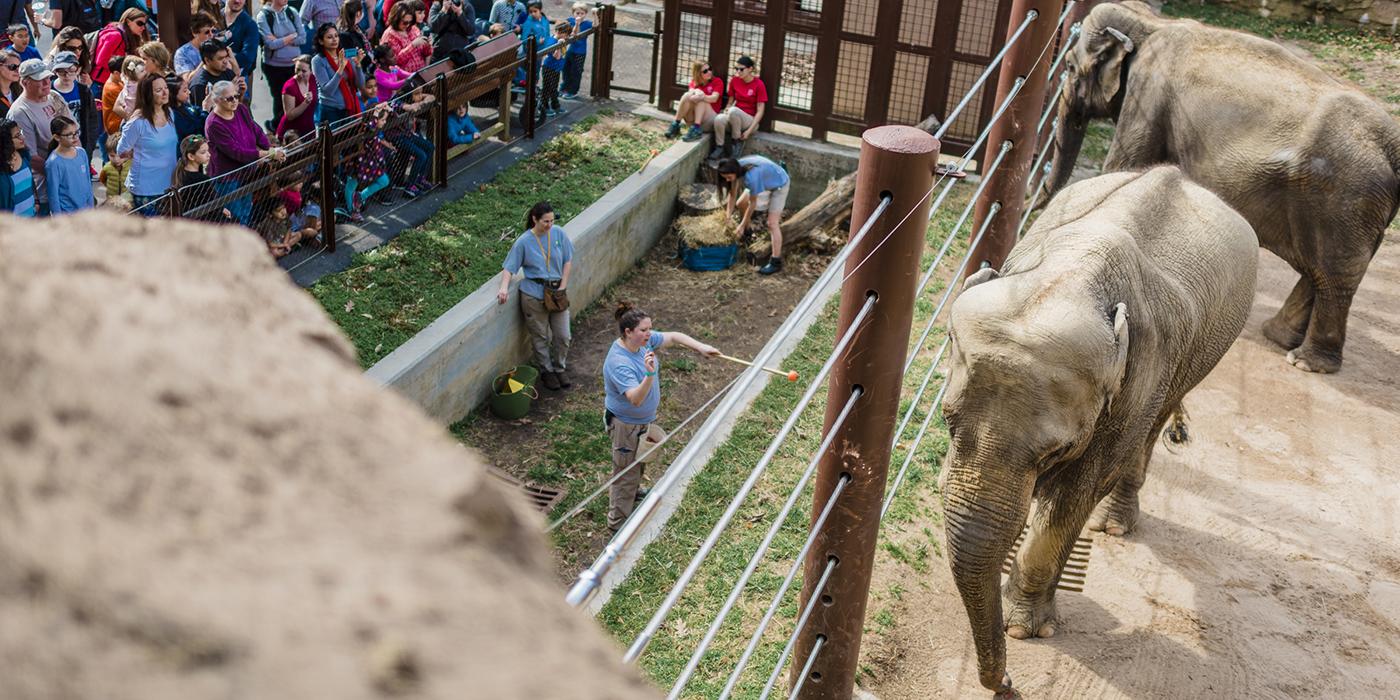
[533,227,552,276]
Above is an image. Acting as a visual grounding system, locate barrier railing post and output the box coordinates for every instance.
[524,36,538,139]
[791,126,939,699]
[167,185,183,218]
[596,3,616,100]
[318,124,336,253]
[648,10,661,104]
[968,0,1068,274]
[590,2,606,99]
[433,73,449,187]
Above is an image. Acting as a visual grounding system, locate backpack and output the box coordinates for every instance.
[86,24,123,60]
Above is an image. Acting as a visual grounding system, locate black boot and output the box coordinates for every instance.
[555,368,572,388]
[758,256,783,275]
[541,371,561,390]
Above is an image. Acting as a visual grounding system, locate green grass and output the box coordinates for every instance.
[595,187,975,699]
[1163,3,1399,61]
[308,112,669,367]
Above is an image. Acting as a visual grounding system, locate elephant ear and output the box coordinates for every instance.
[1104,302,1130,412]
[963,267,999,291]
[1091,26,1135,109]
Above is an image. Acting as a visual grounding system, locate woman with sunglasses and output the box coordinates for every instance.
[206,80,285,224]
[117,74,179,216]
[381,1,432,74]
[44,115,94,214]
[0,118,35,217]
[0,49,21,113]
[93,8,151,85]
[49,27,94,77]
[665,61,722,142]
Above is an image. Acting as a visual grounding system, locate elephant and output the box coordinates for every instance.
[940,166,1257,693]
[1039,0,1400,373]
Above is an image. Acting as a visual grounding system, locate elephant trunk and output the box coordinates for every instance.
[942,459,1034,691]
[1036,96,1088,210]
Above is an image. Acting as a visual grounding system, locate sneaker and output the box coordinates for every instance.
[541,371,561,391]
[349,210,365,223]
[555,368,571,388]
[560,91,577,100]
[758,257,783,275]
[708,145,725,160]
[352,191,364,211]
[553,106,567,117]
[414,176,432,191]
[682,125,704,142]
[665,120,682,138]
[402,185,421,198]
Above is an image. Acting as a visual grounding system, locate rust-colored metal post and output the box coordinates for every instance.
[968,0,1069,275]
[524,36,538,139]
[648,10,662,105]
[318,125,336,252]
[433,73,449,186]
[596,4,616,100]
[792,125,939,699]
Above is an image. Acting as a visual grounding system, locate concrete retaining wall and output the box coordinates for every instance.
[367,137,708,423]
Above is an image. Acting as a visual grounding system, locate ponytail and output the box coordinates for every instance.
[615,301,650,337]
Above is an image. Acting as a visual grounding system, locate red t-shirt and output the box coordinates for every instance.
[729,76,767,117]
[690,76,723,98]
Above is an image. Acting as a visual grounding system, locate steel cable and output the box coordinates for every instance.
[546,375,742,532]
[665,389,863,698]
[933,9,1040,141]
[622,294,878,662]
[1019,117,1061,237]
[564,196,889,609]
[883,373,955,520]
[770,635,827,700]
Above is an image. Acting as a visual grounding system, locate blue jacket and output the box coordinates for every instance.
[227,9,260,78]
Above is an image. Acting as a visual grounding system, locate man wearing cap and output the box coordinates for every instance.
[8,58,75,210]
[710,54,767,161]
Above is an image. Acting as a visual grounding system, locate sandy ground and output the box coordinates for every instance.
[863,237,1400,698]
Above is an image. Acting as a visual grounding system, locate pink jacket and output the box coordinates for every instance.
[375,66,412,103]
[92,25,130,84]
[380,27,432,74]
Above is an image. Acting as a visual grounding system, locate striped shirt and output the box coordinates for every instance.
[11,159,34,217]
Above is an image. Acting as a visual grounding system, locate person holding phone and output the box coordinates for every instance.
[602,301,719,533]
[429,0,477,63]
[312,23,364,125]
[276,55,316,140]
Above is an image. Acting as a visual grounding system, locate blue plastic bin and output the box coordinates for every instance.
[682,244,739,271]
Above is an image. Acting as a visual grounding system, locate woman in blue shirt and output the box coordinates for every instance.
[117,75,179,215]
[600,301,718,532]
[0,118,35,217]
[496,200,575,391]
[717,155,791,275]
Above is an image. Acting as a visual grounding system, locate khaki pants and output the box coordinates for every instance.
[520,293,571,373]
[607,417,651,530]
[713,107,755,146]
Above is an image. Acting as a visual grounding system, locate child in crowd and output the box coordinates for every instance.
[6,25,39,63]
[483,23,506,42]
[384,89,433,196]
[535,22,567,123]
[174,134,232,223]
[99,135,132,204]
[101,56,128,149]
[256,198,295,258]
[361,75,380,109]
[337,107,392,223]
[560,2,593,99]
[44,116,94,214]
[448,103,479,145]
[276,176,321,245]
[372,45,412,104]
[169,75,209,140]
[114,56,146,125]
[281,128,301,145]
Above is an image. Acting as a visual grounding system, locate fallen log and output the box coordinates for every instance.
[747,113,943,257]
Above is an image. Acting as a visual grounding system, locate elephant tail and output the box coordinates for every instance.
[1161,404,1191,452]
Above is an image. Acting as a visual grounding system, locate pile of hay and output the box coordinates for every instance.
[677,210,740,248]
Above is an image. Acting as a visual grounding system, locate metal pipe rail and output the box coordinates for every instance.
[665,389,864,698]
[563,197,891,610]
[623,293,879,663]
[545,375,740,532]
[933,10,1039,141]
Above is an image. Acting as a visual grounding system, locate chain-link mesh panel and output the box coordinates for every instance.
[777,32,818,112]
[956,0,1001,56]
[832,41,871,121]
[178,137,323,258]
[888,52,929,124]
[729,20,764,73]
[943,60,989,141]
[842,0,879,36]
[674,12,712,88]
[898,0,940,47]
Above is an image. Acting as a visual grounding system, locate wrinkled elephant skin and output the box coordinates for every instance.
[1044,0,1400,373]
[941,167,1257,692]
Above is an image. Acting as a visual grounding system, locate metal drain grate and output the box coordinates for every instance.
[1001,529,1093,592]
[487,469,568,514]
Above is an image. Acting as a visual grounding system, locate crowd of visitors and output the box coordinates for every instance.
[0,0,602,260]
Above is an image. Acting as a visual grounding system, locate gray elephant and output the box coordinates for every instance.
[940,166,1257,693]
[1040,0,1400,373]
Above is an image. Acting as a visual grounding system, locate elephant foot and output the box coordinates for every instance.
[1003,588,1059,640]
[1261,315,1306,351]
[1088,492,1139,537]
[1286,345,1341,374]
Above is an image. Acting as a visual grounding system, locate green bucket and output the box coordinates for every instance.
[489,366,540,420]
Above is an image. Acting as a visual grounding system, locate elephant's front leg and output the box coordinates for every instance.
[1287,283,1359,373]
[1002,472,1097,640]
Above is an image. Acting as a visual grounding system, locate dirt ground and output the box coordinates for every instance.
[862,238,1400,698]
[454,223,833,580]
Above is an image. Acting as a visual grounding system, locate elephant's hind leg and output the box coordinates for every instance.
[1262,275,1314,350]
[1287,281,1359,373]
[1088,424,1161,537]
[1003,476,1096,640]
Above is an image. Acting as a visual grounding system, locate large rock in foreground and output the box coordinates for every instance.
[0,214,656,700]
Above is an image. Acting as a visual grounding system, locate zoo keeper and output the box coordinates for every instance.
[718,154,790,276]
[603,301,719,533]
[498,200,574,391]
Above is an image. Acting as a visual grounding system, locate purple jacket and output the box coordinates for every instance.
[205,104,270,177]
